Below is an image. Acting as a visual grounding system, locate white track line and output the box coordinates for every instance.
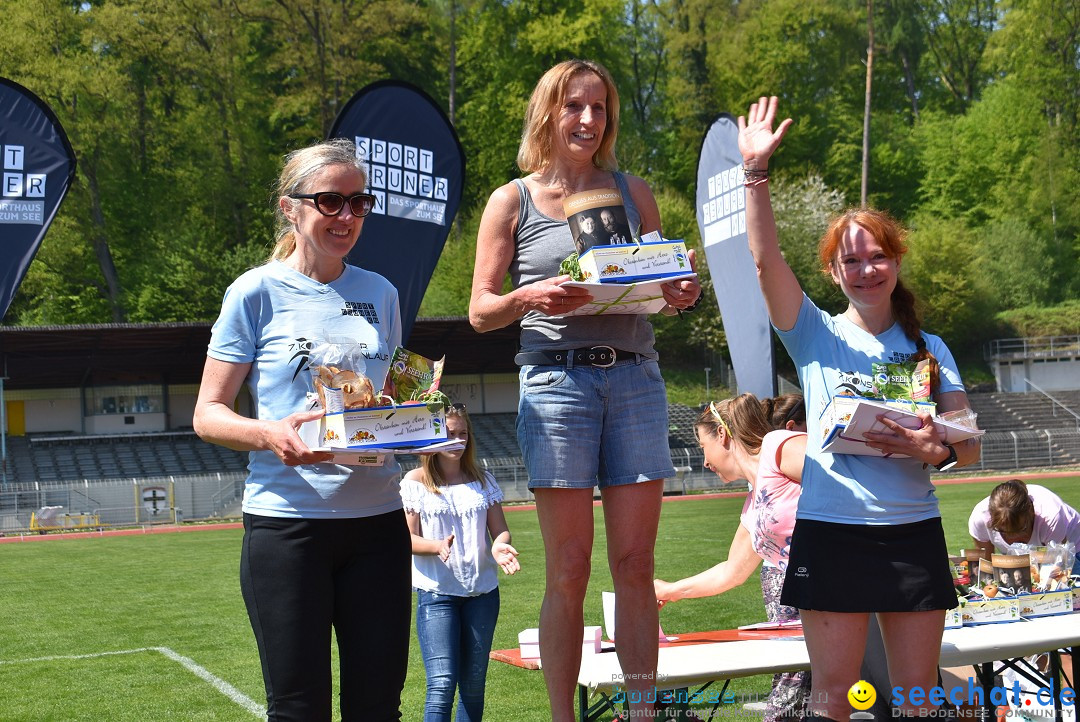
[0,646,263,717]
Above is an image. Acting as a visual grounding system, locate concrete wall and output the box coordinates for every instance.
[994,357,1080,393]
[5,374,520,436]
[23,398,82,433]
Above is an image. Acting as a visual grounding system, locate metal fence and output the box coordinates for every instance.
[985,335,1080,360]
[970,429,1080,471]
[1,430,1077,536]
[462,429,1080,500]
[0,472,243,535]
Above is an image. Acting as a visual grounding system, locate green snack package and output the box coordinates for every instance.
[383,347,445,404]
[870,358,932,403]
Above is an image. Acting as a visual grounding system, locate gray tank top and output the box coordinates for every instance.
[508,171,658,357]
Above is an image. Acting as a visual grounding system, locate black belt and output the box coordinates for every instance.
[514,346,637,368]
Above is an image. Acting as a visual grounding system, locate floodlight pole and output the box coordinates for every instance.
[704,367,711,401]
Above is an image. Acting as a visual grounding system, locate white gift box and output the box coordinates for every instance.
[518,625,602,660]
[321,403,446,449]
[959,596,1021,625]
[578,240,690,284]
[818,395,981,457]
[1018,589,1072,618]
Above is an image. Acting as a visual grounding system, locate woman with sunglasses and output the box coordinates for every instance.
[738,97,980,720]
[194,138,409,721]
[401,403,520,721]
[654,394,810,722]
[469,59,702,721]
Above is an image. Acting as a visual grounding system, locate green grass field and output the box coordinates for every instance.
[1,474,1078,721]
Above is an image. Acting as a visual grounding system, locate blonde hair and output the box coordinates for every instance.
[269,138,367,262]
[696,393,774,456]
[417,405,488,495]
[516,59,620,173]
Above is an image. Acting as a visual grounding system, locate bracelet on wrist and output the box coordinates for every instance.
[742,165,770,187]
[677,292,704,318]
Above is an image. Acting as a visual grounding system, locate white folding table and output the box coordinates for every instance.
[575,614,1080,722]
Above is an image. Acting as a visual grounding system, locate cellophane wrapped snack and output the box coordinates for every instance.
[1001,542,1077,593]
[1025,542,1075,592]
[938,407,979,429]
[309,340,381,412]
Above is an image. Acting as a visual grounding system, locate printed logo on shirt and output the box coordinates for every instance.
[835,370,876,397]
[794,566,809,578]
[288,337,316,382]
[341,301,379,324]
[885,349,914,364]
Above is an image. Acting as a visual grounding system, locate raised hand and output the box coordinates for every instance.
[737,96,793,169]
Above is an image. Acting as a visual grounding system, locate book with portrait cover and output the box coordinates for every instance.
[562,188,635,254]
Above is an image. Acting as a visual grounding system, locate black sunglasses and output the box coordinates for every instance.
[449,402,467,411]
[288,191,376,217]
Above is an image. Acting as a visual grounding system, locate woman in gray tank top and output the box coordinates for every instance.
[468,59,702,721]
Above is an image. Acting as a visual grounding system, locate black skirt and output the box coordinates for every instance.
[779,517,958,613]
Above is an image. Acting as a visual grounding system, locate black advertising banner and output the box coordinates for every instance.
[695,114,776,399]
[328,80,465,342]
[0,78,77,320]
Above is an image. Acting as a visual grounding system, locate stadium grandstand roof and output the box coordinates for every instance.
[0,318,521,390]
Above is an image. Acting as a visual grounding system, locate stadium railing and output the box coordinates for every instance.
[1,430,1076,534]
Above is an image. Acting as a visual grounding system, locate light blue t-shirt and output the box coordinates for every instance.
[775,295,965,525]
[207,260,403,518]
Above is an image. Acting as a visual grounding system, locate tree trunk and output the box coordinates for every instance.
[83,153,126,322]
[862,0,874,208]
[899,48,919,120]
[449,0,456,125]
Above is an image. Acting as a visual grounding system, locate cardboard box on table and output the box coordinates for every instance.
[818,395,984,457]
[959,589,1071,625]
[519,626,602,661]
[1017,590,1073,618]
[959,596,1021,625]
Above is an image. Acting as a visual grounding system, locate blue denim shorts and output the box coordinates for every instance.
[517,358,676,489]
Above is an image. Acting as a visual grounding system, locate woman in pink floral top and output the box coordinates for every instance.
[654,393,807,722]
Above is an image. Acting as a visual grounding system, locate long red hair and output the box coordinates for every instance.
[818,208,940,395]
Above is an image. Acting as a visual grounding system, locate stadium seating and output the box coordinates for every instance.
[4,392,1078,486]
[967,390,1080,432]
[5,432,248,485]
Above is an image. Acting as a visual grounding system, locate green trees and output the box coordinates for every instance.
[0,0,1075,364]
[1,0,437,324]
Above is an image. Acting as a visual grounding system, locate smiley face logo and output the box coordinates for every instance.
[848,680,876,711]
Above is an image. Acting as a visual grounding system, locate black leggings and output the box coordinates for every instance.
[240,510,412,722]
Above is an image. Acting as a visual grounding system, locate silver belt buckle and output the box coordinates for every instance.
[590,345,616,368]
